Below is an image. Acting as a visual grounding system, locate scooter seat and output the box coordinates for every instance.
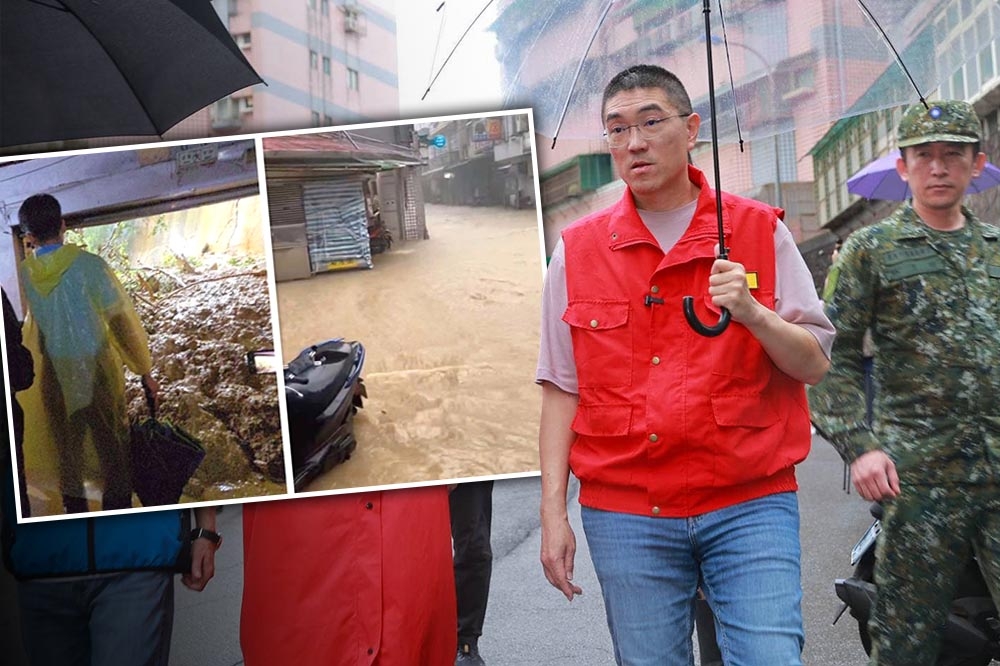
[285,340,357,420]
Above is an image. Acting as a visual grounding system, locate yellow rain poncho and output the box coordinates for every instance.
[19,244,152,513]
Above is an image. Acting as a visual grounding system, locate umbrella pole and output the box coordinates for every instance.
[682,0,731,337]
[550,0,617,149]
[421,0,498,101]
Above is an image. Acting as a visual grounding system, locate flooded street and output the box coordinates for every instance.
[275,204,544,491]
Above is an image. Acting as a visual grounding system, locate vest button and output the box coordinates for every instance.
[590,319,599,328]
[651,356,660,365]
[651,285,660,294]
[651,506,661,515]
[649,433,658,442]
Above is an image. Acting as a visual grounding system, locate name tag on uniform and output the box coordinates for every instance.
[882,246,946,281]
[746,272,759,289]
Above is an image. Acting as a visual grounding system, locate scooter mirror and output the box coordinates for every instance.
[247,350,280,375]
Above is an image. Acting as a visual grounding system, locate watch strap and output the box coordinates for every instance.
[190,527,222,547]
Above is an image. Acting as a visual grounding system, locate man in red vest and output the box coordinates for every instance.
[536,65,833,665]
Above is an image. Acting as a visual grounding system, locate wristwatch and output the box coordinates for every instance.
[190,527,223,549]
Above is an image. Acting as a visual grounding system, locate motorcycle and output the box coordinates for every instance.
[368,218,393,255]
[248,339,367,491]
[834,502,1000,666]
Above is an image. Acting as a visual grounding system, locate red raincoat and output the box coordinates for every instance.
[240,486,457,665]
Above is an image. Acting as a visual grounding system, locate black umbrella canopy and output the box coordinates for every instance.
[0,0,263,148]
[424,0,957,145]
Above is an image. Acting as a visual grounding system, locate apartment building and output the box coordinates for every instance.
[204,0,399,135]
[487,0,956,257]
[807,0,1000,287]
[421,113,535,209]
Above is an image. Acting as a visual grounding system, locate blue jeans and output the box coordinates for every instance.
[581,492,804,666]
[18,571,174,666]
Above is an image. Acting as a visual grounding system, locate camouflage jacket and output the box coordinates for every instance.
[811,203,1000,485]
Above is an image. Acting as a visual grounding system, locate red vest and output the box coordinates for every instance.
[562,166,811,518]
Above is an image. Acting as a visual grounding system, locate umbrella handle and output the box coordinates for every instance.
[142,379,156,420]
[682,296,731,337]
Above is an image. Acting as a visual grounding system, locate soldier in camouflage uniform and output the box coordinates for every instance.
[811,100,1000,665]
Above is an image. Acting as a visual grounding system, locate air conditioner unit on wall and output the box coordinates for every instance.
[344,9,365,34]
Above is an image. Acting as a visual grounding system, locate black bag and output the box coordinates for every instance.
[130,384,205,507]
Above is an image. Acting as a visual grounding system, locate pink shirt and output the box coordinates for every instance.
[537,199,835,394]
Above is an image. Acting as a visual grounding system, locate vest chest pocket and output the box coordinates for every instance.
[563,300,633,388]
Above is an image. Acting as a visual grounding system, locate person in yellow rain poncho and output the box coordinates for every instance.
[17,194,158,514]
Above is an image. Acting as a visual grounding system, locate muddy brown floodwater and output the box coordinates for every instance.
[275,204,545,492]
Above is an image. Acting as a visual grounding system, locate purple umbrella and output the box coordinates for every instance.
[847,149,1000,201]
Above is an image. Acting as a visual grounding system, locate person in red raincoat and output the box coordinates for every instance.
[240,485,457,665]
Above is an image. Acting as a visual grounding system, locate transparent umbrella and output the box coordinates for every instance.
[422,0,979,336]
[423,0,966,147]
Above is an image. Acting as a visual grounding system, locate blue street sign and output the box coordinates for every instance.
[432,134,446,148]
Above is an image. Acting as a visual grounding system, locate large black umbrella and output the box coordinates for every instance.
[1,0,263,148]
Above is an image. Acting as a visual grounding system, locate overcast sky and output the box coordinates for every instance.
[382,0,505,117]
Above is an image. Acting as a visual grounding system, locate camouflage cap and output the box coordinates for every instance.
[897,100,982,148]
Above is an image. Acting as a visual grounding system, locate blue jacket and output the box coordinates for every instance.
[1,466,191,580]
[2,509,191,581]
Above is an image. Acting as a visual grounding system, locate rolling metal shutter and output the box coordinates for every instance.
[302,177,372,272]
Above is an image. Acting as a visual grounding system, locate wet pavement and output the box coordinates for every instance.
[165,435,870,665]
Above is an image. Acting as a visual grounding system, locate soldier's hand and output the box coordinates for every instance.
[850,450,900,501]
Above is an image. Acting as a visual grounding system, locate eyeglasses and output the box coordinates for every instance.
[603,114,691,147]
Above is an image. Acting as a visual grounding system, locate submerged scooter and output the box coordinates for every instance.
[248,339,367,491]
[834,502,1000,666]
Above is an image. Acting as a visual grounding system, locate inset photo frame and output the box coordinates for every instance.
[0,138,288,521]
[258,108,546,495]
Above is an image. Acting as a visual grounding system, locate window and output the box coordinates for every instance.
[311,111,320,125]
[749,131,795,197]
[946,4,960,35]
[233,32,251,49]
[951,67,966,100]
[310,51,318,70]
[789,67,814,93]
[321,0,329,16]
[961,0,973,21]
[980,45,996,85]
[238,97,253,113]
[977,12,992,48]
[324,115,333,126]
[323,57,331,76]
[348,68,359,90]
[968,57,981,95]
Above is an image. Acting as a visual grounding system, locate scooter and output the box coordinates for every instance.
[368,218,393,255]
[248,339,367,491]
[833,502,1000,666]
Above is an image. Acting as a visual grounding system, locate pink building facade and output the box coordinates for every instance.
[207,0,399,135]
